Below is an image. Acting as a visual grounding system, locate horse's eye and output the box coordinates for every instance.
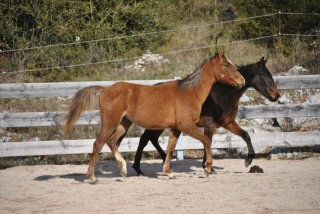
[225,64,229,68]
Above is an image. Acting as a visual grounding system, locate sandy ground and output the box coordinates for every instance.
[1,157,320,214]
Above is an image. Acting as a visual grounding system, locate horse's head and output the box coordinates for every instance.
[251,57,280,102]
[213,50,245,89]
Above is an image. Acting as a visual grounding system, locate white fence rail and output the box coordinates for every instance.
[1,75,320,99]
[0,75,320,157]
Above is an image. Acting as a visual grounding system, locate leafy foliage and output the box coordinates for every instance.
[0,0,319,82]
[1,0,177,81]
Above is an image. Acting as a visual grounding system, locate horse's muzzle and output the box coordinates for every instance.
[272,93,281,102]
[235,78,245,89]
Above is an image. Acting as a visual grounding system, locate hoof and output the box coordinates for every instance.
[138,173,145,177]
[245,159,252,168]
[120,169,127,178]
[204,168,211,177]
[119,161,127,178]
[167,173,176,179]
[211,168,217,174]
[90,178,99,185]
[87,173,98,184]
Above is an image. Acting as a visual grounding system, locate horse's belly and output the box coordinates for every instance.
[125,110,176,129]
[216,114,236,128]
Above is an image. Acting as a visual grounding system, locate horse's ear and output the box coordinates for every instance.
[215,49,225,62]
[218,49,225,58]
[259,56,267,65]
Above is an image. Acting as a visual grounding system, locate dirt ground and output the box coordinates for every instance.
[1,157,320,214]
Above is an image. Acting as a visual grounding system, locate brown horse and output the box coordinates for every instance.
[63,50,245,183]
[117,57,280,176]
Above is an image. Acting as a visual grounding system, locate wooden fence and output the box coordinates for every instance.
[0,75,320,158]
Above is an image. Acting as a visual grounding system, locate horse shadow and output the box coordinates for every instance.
[34,158,224,183]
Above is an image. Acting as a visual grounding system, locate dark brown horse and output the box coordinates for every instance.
[117,57,280,176]
[63,50,245,183]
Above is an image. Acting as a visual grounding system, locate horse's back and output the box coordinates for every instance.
[100,81,179,129]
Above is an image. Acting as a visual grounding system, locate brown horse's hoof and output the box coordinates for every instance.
[167,173,176,179]
[90,179,99,185]
[204,168,211,177]
[120,170,127,178]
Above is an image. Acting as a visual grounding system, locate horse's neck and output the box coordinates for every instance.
[212,66,257,110]
[233,84,250,103]
[197,72,217,103]
[213,78,250,107]
[230,70,255,102]
[229,67,260,104]
[232,66,256,99]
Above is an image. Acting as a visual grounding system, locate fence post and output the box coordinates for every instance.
[174,76,184,160]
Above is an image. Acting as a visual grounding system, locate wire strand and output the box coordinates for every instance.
[281,12,320,15]
[280,34,320,37]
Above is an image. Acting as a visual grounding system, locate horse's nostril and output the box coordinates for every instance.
[275,93,281,100]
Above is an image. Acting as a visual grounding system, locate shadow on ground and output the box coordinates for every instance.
[33,158,224,182]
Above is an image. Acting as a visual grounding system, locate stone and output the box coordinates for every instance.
[31,137,40,141]
[286,152,293,158]
[261,124,280,132]
[240,94,253,102]
[270,154,278,160]
[277,94,292,104]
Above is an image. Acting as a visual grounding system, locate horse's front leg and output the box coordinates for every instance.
[224,121,255,167]
[179,124,213,177]
[163,129,180,179]
[202,118,217,173]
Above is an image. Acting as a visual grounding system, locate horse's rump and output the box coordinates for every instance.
[62,85,104,132]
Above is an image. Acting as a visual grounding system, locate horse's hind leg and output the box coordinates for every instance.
[150,130,167,162]
[133,130,152,176]
[224,121,255,167]
[106,117,132,178]
[87,113,129,183]
[87,126,112,184]
[133,129,164,176]
[202,119,218,174]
